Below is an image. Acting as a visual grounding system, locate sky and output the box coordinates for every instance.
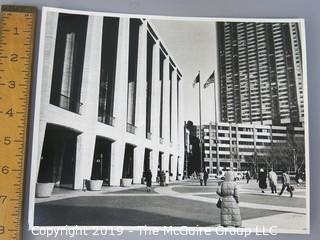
[151,18,219,126]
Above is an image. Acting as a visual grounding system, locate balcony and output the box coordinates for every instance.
[146,132,152,140]
[55,93,83,114]
[98,114,115,126]
[126,123,137,134]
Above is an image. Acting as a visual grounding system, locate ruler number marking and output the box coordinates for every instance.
[5,108,14,117]
[0,225,5,234]
[13,27,19,35]
[10,53,18,62]
[1,165,9,174]
[8,80,15,88]
[3,136,11,145]
[0,195,7,204]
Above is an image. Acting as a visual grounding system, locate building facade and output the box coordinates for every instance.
[195,122,304,173]
[35,13,185,189]
[217,22,304,126]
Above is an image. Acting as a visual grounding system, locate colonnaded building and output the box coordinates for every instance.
[35,12,185,189]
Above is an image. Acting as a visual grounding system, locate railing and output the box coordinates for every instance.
[146,132,152,140]
[126,123,137,134]
[159,137,164,144]
[54,93,83,114]
[98,114,115,126]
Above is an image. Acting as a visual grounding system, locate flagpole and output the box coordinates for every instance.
[214,78,220,176]
[198,71,203,172]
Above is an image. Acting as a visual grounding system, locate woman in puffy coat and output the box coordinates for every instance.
[258,168,267,193]
[216,171,241,227]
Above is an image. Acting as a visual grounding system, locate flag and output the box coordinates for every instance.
[203,70,215,88]
[192,72,200,87]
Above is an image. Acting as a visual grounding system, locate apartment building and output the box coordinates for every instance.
[195,122,304,173]
[217,22,304,126]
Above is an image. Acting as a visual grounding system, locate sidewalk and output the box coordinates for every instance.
[35,183,150,203]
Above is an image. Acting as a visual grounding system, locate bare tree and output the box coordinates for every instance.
[269,136,305,172]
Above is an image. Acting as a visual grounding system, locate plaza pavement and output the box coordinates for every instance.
[34,179,308,233]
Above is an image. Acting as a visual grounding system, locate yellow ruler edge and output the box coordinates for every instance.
[0,5,36,240]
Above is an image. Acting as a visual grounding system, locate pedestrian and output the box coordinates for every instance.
[165,170,170,186]
[279,170,293,197]
[216,171,241,227]
[268,169,277,194]
[160,170,165,186]
[295,170,303,186]
[257,168,267,193]
[145,169,152,192]
[156,169,160,184]
[199,171,204,186]
[204,170,209,186]
[245,170,251,184]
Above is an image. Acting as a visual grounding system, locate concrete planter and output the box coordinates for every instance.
[88,180,103,191]
[36,182,55,198]
[120,178,132,187]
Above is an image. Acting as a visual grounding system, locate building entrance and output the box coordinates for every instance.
[37,124,79,189]
[122,144,135,179]
[91,137,112,186]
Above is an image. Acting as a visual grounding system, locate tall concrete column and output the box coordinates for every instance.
[150,149,159,182]
[133,145,144,184]
[170,69,178,180]
[74,16,103,189]
[75,133,96,189]
[151,41,161,143]
[171,69,178,146]
[36,11,59,170]
[135,20,147,138]
[178,78,185,176]
[131,20,147,184]
[110,141,126,186]
[34,120,47,186]
[162,57,170,146]
[110,18,130,186]
[150,41,161,182]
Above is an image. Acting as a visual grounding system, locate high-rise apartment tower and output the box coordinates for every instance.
[217,22,304,126]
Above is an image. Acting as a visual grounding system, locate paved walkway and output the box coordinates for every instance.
[34,179,308,232]
[154,185,306,214]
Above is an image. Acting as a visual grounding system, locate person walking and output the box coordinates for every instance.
[268,169,277,194]
[160,170,165,186]
[245,170,251,184]
[199,171,204,186]
[145,169,152,192]
[279,171,293,197]
[204,170,209,186]
[165,170,170,186]
[216,171,241,227]
[257,168,267,193]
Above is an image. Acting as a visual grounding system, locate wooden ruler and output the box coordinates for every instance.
[0,5,36,240]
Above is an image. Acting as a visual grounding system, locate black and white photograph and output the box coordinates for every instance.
[28,7,309,234]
